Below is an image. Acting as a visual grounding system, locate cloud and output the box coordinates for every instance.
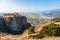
[0,0,53,13]
[0,0,28,13]
[0,0,42,13]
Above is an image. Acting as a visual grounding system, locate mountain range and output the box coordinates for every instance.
[20,9,60,26]
[0,9,60,26]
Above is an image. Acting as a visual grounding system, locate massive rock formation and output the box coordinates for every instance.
[0,13,31,34]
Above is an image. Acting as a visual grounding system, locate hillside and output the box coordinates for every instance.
[0,18,60,40]
[28,18,60,40]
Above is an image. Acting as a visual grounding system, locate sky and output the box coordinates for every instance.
[0,0,60,13]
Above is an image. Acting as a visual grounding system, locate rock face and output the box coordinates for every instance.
[0,17,7,32]
[0,13,31,34]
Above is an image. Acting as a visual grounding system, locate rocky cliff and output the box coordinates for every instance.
[0,13,31,34]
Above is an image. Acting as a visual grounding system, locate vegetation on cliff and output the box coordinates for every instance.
[51,18,60,22]
[27,26,35,34]
[29,23,60,39]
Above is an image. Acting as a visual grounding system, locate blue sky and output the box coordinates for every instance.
[0,0,60,13]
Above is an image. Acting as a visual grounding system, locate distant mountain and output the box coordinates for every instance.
[0,13,3,16]
[42,9,60,17]
[21,9,60,18]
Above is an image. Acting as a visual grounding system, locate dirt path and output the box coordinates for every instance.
[35,21,52,32]
[42,37,60,40]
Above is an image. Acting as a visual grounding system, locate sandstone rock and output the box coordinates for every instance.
[0,13,31,34]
